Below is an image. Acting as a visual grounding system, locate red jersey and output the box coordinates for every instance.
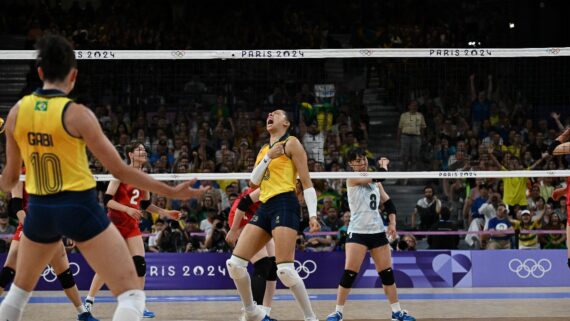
[108,182,145,239]
[228,188,261,229]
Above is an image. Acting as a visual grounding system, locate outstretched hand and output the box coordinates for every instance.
[169,179,211,200]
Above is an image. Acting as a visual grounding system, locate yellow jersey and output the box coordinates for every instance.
[256,135,297,203]
[13,89,96,195]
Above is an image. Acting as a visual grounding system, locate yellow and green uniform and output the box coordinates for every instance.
[255,135,297,203]
[14,89,95,195]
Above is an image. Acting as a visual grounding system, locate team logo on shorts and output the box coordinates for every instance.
[251,215,259,223]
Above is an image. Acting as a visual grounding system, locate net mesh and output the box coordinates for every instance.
[0,50,569,249]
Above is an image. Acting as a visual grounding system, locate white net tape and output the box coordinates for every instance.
[1,47,569,60]
[15,170,570,182]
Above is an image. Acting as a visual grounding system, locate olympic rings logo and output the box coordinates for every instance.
[171,50,186,58]
[294,260,317,279]
[41,262,80,283]
[508,258,552,279]
[359,49,374,56]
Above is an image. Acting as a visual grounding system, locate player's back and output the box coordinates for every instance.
[13,89,95,195]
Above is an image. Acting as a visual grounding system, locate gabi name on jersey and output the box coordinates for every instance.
[27,132,54,147]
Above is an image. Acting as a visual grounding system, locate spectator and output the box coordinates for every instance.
[323,207,343,231]
[427,207,459,250]
[301,119,326,164]
[184,216,204,252]
[484,203,513,250]
[397,100,426,180]
[336,211,350,250]
[487,146,548,218]
[469,74,492,135]
[200,210,217,236]
[0,211,15,252]
[397,235,417,251]
[540,213,566,249]
[204,216,229,253]
[412,185,442,231]
[147,218,166,253]
[157,219,187,252]
[514,209,543,250]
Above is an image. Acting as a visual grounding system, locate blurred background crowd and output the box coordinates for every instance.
[0,0,568,253]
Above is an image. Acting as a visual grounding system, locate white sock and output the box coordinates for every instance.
[391,302,401,313]
[290,282,316,319]
[261,306,271,316]
[76,304,87,313]
[85,295,95,303]
[335,305,344,313]
[112,290,145,321]
[0,285,32,321]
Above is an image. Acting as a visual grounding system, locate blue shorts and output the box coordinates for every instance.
[25,188,111,244]
[249,192,300,234]
[346,232,389,250]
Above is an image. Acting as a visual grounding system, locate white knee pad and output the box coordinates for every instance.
[114,289,145,320]
[277,263,302,288]
[227,255,249,280]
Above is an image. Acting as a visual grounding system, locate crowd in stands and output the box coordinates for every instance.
[0,0,513,50]
[400,73,568,250]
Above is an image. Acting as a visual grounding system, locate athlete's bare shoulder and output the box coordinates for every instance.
[63,102,98,138]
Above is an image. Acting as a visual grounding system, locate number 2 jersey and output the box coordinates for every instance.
[347,182,385,234]
[13,89,95,195]
[108,182,145,238]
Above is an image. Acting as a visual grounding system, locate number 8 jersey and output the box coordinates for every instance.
[347,183,385,234]
[13,89,95,195]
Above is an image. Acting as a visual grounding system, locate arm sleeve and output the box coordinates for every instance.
[250,154,271,185]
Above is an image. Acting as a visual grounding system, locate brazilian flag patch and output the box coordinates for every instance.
[34,100,48,112]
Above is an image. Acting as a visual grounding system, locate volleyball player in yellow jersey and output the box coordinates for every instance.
[0,35,206,321]
[227,109,321,321]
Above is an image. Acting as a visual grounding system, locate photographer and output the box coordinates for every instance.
[157,219,188,252]
[205,216,230,252]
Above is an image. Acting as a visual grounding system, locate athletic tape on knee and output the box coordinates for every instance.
[226,255,249,280]
[0,266,15,288]
[132,256,146,277]
[57,268,76,289]
[277,263,302,288]
[378,268,395,286]
[339,269,358,288]
[267,257,277,281]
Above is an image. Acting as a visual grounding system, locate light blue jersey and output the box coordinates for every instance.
[347,182,385,234]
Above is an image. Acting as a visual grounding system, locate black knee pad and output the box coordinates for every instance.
[267,256,277,281]
[378,268,395,286]
[253,257,273,278]
[339,269,358,288]
[57,268,76,289]
[133,255,146,277]
[0,267,16,288]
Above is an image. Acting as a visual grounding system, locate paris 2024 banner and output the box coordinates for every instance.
[1,250,567,290]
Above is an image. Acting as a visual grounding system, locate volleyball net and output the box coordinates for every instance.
[1,48,569,249]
